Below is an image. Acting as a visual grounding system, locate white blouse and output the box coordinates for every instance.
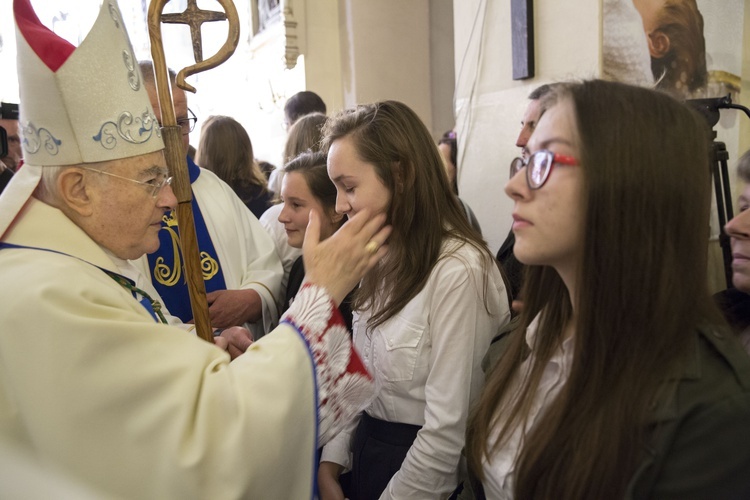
[481,315,574,499]
[322,238,511,499]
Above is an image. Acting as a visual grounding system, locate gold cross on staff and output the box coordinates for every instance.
[161,0,226,63]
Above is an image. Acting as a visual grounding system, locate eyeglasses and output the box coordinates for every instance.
[177,108,197,135]
[81,167,173,198]
[510,149,579,190]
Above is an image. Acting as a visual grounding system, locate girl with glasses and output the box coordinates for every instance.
[463,80,750,499]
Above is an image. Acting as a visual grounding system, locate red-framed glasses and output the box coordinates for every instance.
[509,150,579,190]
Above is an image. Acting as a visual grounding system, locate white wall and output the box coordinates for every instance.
[303,0,346,113]
[303,0,454,138]
[453,0,600,254]
[339,0,433,121]
[429,0,457,140]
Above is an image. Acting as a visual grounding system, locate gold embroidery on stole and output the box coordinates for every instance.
[153,211,220,285]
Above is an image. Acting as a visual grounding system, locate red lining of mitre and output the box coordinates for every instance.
[14,0,76,72]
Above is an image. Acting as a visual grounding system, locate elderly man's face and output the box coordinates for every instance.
[83,151,176,260]
[0,118,22,171]
[726,182,750,293]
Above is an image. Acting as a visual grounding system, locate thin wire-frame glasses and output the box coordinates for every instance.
[510,149,578,190]
[81,167,173,198]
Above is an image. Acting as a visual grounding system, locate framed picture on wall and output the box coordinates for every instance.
[602,0,741,100]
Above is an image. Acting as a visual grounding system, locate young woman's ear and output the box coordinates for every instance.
[647,30,671,59]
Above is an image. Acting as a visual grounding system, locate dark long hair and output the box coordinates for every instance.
[283,112,327,165]
[195,115,267,199]
[322,100,495,329]
[466,80,720,499]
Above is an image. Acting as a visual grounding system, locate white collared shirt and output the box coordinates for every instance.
[322,238,511,499]
[482,315,574,499]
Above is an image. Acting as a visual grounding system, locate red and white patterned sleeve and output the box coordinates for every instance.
[281,284,374,445]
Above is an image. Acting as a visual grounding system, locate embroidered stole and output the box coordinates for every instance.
[146,156,227,322]
[0,242,167,323]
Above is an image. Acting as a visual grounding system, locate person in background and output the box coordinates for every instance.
[438,129,459,194]
[716,148,750,353]
[196,115,272,219]
[437,128,482,234]
[496,84,555,305]
[258,159,276,181]
[1,103,21,193]
[268,93,328,195]
[283,112,328,167]
[138,61,283,339]
[278,151,351,330]
[284,90,327,131]
[0,1,389,497]
[0,160,13,194]
[269,110,328,197]
[463,80,750,499]
[318,100,511,500]
[0,106,22,172]
[261,112,329,299]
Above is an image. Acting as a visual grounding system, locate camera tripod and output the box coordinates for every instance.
[688,95,750,289]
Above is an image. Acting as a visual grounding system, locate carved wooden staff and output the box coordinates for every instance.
[147,0,240,342]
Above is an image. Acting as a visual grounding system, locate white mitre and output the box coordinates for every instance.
[0,0,164,238]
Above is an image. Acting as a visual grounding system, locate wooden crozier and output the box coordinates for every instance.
[147,0,240,342]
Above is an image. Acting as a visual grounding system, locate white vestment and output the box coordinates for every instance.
[0,196,373,499]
